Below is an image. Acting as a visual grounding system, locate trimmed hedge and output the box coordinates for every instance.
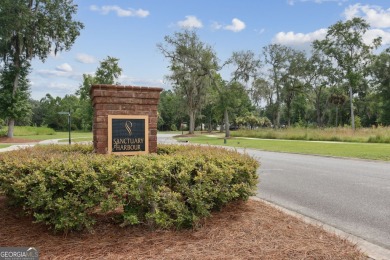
[0,144,259,232]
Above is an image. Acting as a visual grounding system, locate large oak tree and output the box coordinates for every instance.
[0,0,84,137]
[158,30,218,134]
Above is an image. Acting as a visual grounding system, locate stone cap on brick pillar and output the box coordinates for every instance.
[90,85,163,98]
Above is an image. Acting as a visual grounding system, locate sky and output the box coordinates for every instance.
[29,0,390,100]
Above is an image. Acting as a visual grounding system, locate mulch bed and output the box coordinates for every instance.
[0,196,365,259]
[0,137,40,143]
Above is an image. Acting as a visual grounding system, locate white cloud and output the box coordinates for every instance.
[275,4,390,48]
[211,22,223,31]
[288,0,348,6]
[363,29,390,46]
[255,28,266,35]
[36,69,81,81]
[76,53,97,64]
[273,28,327,45]
[119,75,166,87]
[341,4,390,46]
[47,82,77,91]
[224,18,246,32]
[56,63,73,72]
[90,5,149,18]
[343,4,390,28]
[177,16,203,29]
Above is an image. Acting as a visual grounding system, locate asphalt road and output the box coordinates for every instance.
[246,149,390,250]
[157,134,390,250]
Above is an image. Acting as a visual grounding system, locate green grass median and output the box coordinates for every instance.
[178,135,390,161]
[15,132,92,141]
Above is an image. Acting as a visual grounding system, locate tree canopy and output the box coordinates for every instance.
[0,0,84,137]
[4,18,390,133]
[76,56,123,131]
[313,17,381,130]
[158,30,218,134]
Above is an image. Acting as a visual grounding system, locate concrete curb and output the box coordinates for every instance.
[250,197,390,260]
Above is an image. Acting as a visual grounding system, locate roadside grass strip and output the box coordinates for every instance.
[179,135,390,161]
[57,137,92,143]
[15,132,92,141]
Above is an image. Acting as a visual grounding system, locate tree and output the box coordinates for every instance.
[0,0,84,137]
[251,78,271,107]
[236,113,271,129]
[214,79,253,137]
[263,44,292,127]
[230,50,261,84]
[305,49,335,127]
[0,63,31,128]
[157,90,184,131]
[76,56,122,130]
[30,99,44,127]
[371,50,390,125]
[217,50,260,137]
[281,49,307,126]
[39,94,63,130]
[313,18,381,130]
[158,31,218,134]
[94,56,122,85]
[328,92,347,127]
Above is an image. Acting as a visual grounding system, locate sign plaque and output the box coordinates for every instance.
[108,115,149,155]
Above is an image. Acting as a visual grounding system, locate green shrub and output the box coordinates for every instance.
[0,144,259,232]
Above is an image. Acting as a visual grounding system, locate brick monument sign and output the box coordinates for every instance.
[90,85,163,155]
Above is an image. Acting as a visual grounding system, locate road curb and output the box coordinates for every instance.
[250,196,390,260]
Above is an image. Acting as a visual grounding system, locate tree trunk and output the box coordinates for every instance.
[349,86,355,130]
[316,105,322,127]
[275,101,281,128]
[189,111,195,134]
[7,119,15,138]
[224,108,230,138]
[335,106,339,127]
[8,56,21,138]
[286,102,291,127]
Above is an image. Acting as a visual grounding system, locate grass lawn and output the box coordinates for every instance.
[17,132,92,141]
[179,135,390,161]
[0,144,11,149]
[57,136,92,143]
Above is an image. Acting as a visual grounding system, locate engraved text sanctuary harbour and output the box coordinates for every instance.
[113,138,144,151]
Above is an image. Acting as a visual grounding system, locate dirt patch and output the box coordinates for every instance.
[0,136,40,143]
[0,196,365,259]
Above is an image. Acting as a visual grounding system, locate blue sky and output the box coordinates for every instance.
[29,0,390,100]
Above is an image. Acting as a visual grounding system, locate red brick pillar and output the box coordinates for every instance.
[90,85,163,154]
